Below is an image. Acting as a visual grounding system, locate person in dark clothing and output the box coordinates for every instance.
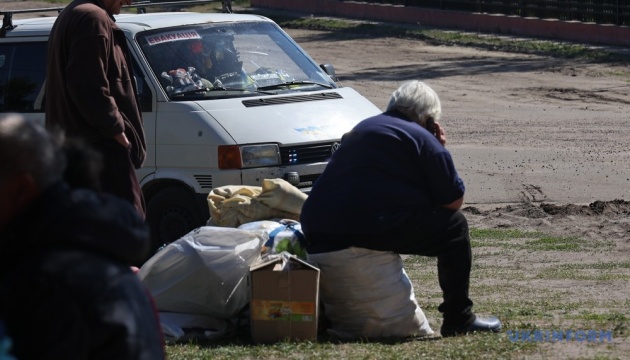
[299,80,501,337]
[61,137,105,191]
[45,0,147,218]
[0,114,164,359]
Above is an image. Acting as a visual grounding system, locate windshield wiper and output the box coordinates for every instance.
[169,86,276,96]
[257,80,334,91]
[169,88,211,96]
[208,86,277,95]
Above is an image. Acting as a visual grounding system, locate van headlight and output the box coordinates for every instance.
[218,144,281,169]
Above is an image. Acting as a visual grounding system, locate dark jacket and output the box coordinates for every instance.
[0,182,164,360]
[300,111,465,253]
[45,0,146,168]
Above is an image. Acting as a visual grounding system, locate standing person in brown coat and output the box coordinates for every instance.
[46,0,147,218]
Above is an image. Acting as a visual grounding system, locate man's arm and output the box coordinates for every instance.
[65,17,125,139]
[421,140,465,210]
[422,121,464,210]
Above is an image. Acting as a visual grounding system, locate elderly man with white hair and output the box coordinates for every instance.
[300,80,501,337]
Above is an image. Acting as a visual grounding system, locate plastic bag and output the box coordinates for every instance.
[159,312,230,341]
[139,226,266,318]
[238,219,307,259]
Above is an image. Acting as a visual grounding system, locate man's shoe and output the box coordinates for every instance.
[440,316,502,337]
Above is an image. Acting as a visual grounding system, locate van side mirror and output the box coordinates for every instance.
[319,63,338,82]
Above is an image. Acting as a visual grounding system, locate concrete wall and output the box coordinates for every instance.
[250,0,630,47]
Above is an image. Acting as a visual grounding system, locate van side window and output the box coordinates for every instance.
[0,42,47,113]
[130,56,153,112]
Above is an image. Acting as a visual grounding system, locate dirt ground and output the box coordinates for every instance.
[281,28,630,250]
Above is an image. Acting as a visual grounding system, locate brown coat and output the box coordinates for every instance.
[45,0,146,169]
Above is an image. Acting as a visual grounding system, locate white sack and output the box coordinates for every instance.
[308,247,434,339]
[139,226,266,318]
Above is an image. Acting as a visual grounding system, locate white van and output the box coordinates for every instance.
[0,2,381,249]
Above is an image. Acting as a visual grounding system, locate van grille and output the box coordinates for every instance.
[242,92,342,107]
[280,142,336,165]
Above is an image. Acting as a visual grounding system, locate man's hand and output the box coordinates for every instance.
[441,196,464,211]
[114,132,130,148]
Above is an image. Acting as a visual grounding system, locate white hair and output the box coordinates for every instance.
[386,80,441,123]
[0,114,66,189]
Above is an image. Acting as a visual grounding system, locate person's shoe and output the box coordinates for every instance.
[440,316,502,337]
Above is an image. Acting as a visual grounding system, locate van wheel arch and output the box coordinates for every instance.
[145,185,206,254]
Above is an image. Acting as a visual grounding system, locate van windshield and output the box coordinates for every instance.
[137,21,337,99]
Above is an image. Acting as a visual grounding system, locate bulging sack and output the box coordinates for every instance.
[139,226,266,318]
[308,247,434,339]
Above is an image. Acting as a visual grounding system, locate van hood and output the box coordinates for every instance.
[196,88,382,144]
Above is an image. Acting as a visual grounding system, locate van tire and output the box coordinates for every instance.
[146,186,205,252]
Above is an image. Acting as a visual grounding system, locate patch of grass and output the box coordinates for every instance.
[471,230,613,252]
[258,13,629,63]
[483,298,583,319]
[415,28,619,61]
[605,69,630,79]
[572,312,627,323]
[555,262,630,270]
[166,333,538,360]
[526,235,585,251]
[567,312,629,338]
[403,254,436,265]
[470,228,543,240]
[535,267,630,281]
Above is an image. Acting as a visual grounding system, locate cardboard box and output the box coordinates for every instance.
[249,253,320,343]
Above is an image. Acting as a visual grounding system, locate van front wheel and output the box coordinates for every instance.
[146,186,205,252]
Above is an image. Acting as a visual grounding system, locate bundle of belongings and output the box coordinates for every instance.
[138,226,265,341]
[308,248,434,339]
[138,178,309,341]
[139,178,433,342]
[206,178,307,228]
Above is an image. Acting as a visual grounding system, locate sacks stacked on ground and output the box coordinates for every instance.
[308,247,434,339]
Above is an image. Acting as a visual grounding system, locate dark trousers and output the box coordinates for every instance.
[366,209,474,326]
[306,209,475,327]
[92,139,146,219]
